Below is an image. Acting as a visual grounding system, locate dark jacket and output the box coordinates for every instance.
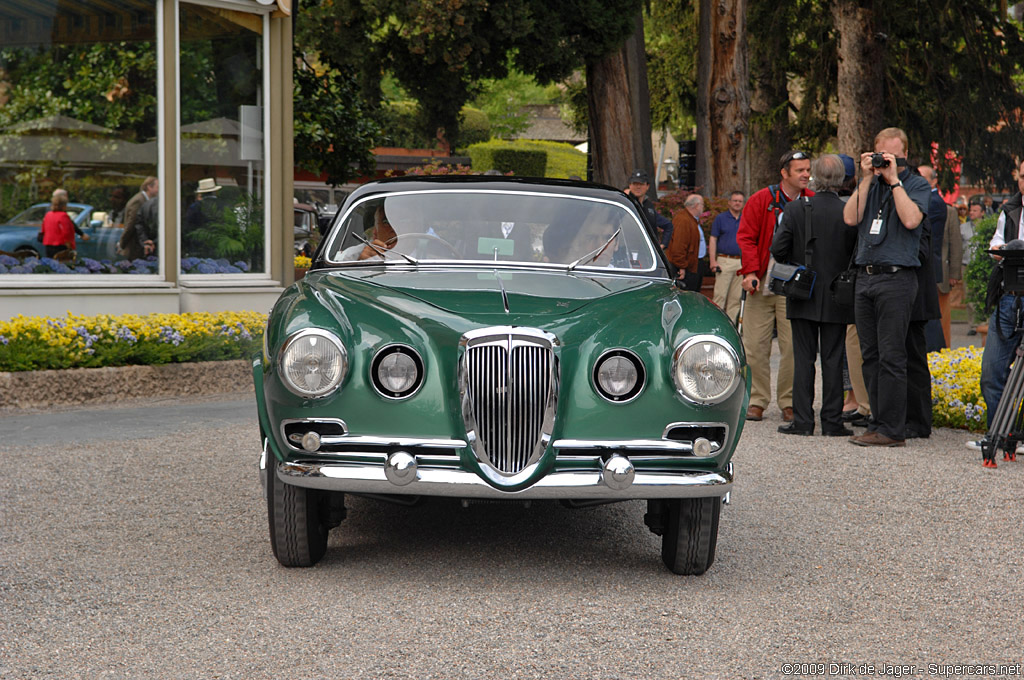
[770,191,857,324]
[910,198,940,322]
[925,189,947,285]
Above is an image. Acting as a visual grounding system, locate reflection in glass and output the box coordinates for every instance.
[179,3,264,275]
[0,0,158,275]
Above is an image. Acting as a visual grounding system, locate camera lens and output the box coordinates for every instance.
[870,153,889,168]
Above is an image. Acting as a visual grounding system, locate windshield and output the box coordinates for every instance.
[7,205,83,226]
[323,190,659,270]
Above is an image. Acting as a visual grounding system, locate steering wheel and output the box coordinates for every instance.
[393,232,460,258]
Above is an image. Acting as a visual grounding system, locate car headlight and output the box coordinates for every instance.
[371,345,424,399]
[279,329,348,398]
[672,335,740,404]
[593,349,645,402]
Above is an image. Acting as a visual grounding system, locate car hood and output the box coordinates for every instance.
[310,267,660,317]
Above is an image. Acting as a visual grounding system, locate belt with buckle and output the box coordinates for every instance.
[718,254,741,259]
[861,264,903,275]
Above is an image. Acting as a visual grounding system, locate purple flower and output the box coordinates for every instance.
[0,255,19,267]
[115,327,137,344]
[158,326,184,346]
[0,335,8,345]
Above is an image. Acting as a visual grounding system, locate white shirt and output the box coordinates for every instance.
[989,207,1024,249]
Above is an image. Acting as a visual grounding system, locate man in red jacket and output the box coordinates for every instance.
[736,150,813,421]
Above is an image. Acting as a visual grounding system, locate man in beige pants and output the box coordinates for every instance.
[736,150,813,421]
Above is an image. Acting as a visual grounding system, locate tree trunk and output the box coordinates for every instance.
[586,50,636,188]
[623,11,656,199]
[833,0,885,156]
[696,0,749,199]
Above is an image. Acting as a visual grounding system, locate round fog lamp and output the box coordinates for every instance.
[593,350,645,403]
[371,345,424,399]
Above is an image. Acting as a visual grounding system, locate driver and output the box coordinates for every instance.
[339,204,397,261]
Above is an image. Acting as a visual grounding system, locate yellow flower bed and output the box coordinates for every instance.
[294,255,312,269]
[929,346,986,432]
[0,311,266,372]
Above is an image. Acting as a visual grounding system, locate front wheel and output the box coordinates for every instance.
[266,460,338,567]
[661,497,720,575]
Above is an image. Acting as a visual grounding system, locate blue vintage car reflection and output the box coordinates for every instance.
[0,203,122,261]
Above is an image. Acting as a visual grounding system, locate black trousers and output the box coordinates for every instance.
[790,318,848,432]
[906,319,933,437]
[855,268,918,440]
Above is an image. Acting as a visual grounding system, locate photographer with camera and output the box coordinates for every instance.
[842,127,931,447]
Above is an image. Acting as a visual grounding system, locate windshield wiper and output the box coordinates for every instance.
[351,233,418,266]
[567,228,621,272]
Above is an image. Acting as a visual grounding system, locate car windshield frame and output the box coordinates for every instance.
[5,204,85,226]
[321,188,663,274]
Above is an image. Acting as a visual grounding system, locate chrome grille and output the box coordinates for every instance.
[460,327,558,478]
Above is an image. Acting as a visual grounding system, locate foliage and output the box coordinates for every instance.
[644,0,696,140]
[470,68,561,139]
[297,0,642,151]
[467,141,547,176]
[186,196,265,271]
[0,42,158,141]
[929,346,986,432]
[0,311,265,372]
[964,214,999,324]
[293,62,379,187]
[378,101,491,150]
[743,1,1024,190]
[294,255,312,269]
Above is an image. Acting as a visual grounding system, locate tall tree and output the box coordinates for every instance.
[696,0,748,197]
[832,0,884,157]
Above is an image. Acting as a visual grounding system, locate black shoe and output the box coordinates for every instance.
[846,414,871,427]
[842,409,867,422]
[778,423,813,436]
[905,429,931,439]
[823,426,855,437]
[967,328,978,336]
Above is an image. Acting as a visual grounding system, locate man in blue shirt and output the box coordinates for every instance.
[709,190,745,320]
[842,127,931,447]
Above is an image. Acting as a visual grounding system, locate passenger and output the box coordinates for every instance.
[340,204,397,261]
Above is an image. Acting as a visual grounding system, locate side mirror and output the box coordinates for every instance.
[90,220,103,229]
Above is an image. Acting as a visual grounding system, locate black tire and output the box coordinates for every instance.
[266,460,330,567]
[661,497,720,575]
[13,247,39,258]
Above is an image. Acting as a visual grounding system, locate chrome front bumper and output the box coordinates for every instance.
[268,455,733,501]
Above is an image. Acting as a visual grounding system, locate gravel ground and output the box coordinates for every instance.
[2,343,1022,679]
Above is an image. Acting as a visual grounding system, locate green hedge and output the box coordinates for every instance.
[468,139,592,177]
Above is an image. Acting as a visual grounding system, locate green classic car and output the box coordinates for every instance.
[255,176,749,575]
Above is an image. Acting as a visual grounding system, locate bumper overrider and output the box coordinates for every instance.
[261,439,733,501]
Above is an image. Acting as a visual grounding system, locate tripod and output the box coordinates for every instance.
[980,307,1024,468]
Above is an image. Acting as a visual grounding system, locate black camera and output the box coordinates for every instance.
[870,153,890,168]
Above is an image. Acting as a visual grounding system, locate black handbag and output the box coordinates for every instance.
[830,267,857,307]
[768,197,816,301]
[768,262,815,300]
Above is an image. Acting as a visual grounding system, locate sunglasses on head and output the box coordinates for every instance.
[780,151,809,170]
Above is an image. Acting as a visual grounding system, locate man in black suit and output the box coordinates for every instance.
[770,154,858,436]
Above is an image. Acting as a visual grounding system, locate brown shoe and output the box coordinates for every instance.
[746,405,764,421]
[850,431,905,447]
[782,407,794,422]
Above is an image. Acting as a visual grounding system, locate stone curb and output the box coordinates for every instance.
[0,359,253,411]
